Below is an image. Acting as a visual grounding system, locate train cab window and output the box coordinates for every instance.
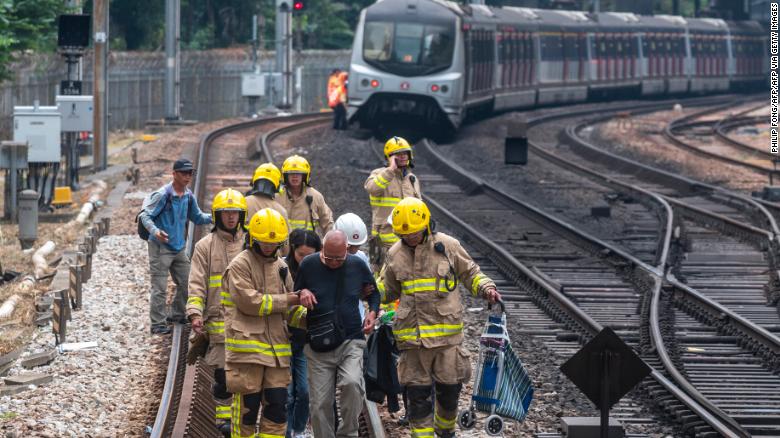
[362,20,455,76]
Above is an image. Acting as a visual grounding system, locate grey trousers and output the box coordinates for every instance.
[305,339,366,438]
[147,239,190,326]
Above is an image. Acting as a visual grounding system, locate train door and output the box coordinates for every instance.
[636,33,645,80]
[578,32,586,82]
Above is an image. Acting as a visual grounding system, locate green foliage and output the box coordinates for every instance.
[96,0,373,52]
[0,0,68,82]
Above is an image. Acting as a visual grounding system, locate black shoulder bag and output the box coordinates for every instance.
[306,267,346,352]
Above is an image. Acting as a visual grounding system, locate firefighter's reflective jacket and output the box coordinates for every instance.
[278,185,333,236]
[382,232,496,350]
[223,249,294,367]
[186,228,245,347]
[364,167,421,247]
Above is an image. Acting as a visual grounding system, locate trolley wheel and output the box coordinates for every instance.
[457,409,476,429]
[485,414,504,436]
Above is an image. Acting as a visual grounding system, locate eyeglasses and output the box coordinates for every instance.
[322,254,346,262]
[176,170,195,176]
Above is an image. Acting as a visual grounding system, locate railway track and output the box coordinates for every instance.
[407,98,780,436]
[150,98,779,437]
[663,100,775,176]
[149,112,388,438]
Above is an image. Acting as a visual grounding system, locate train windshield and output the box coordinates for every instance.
[363,21,454,76]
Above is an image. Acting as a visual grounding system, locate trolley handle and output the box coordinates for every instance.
[487,299,505,314]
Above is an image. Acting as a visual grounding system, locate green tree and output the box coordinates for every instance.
[0,0,68,82]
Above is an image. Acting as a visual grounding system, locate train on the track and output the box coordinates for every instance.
[347,0,766,131]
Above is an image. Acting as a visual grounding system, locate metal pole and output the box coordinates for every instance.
[165,0,181,120]
[594,0,600,13]
[275,1,292,108]
[92,0,108,171]
[600,351,610,438]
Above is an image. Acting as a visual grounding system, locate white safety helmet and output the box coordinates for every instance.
[335,213,368,246]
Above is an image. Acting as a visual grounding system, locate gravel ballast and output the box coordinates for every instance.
[0,235,163,437]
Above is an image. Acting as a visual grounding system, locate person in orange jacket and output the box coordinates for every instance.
[327,69,348,130]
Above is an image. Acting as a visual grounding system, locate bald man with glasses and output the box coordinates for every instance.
[296,230,379,437]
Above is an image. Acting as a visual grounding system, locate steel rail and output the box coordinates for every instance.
[414,141,743,435]
[151,112,326,438]
[259,116,387,438]
[664,100,774,175]
[713,102,769,157]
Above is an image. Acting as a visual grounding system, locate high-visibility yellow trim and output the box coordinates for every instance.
[369,195,401,207]
[221,291,235,307]
[412,428,435,438]
[209,275,222,288]
[206,321,225,335]
[435,413,456,430]
[231,395,241,437]
[259,295,273,316]
[216,405,231,419]
[393,323,463,342]
[471,274,489,297]
[289,306,307,329]
[258,434,285,438]
[187,296,205,310]
[373,175,390,189]
[400,278,452,295]
[225,339,291,357]
[288,219,318,231]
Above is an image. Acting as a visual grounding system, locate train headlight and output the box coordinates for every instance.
[430,84,440,92]
[370,79,380,88]
[441,85,449,93]
[361,78,369,87]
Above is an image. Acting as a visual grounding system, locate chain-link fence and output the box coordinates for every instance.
[0,48,351,139]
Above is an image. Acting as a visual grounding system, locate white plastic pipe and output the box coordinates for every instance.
[0,294,20,319]
[75,202,95,224]
[18,275,35,291]
[75,180,107,224]
[32,240,56,279]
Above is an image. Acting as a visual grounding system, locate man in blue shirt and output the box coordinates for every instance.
[140,159,212,335]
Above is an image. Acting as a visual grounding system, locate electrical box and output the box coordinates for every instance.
[13,106,61,163]
[56,95,93,132]
[242,73,265,97]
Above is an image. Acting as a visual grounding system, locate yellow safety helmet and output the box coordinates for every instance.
[384,136,413,164]
[248,208,289,245]
[251,163,282,191]
[391,197,430,235]
[282,155,311,185]
[212,188,247,216]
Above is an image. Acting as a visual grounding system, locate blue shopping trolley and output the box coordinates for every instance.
[458,300,534,436]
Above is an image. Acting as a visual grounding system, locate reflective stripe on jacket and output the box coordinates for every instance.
[186,228,246,345]
[364,167,421,247]
[223,250,294,368]
[277,186,334,237]
[382,232,496,350]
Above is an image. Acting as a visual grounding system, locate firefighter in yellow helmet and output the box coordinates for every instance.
[382,198,501,438]
[186,188,247,436]
[278,155,334,237]
[246,163,289,223]
[364,136,421,270]
[223,208,301,438]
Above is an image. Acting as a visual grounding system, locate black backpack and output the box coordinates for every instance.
[135,191,192,241]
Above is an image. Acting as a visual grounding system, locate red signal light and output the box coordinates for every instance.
[293,1,304,11]
[430,84,439,92]
[370,79,380,88]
